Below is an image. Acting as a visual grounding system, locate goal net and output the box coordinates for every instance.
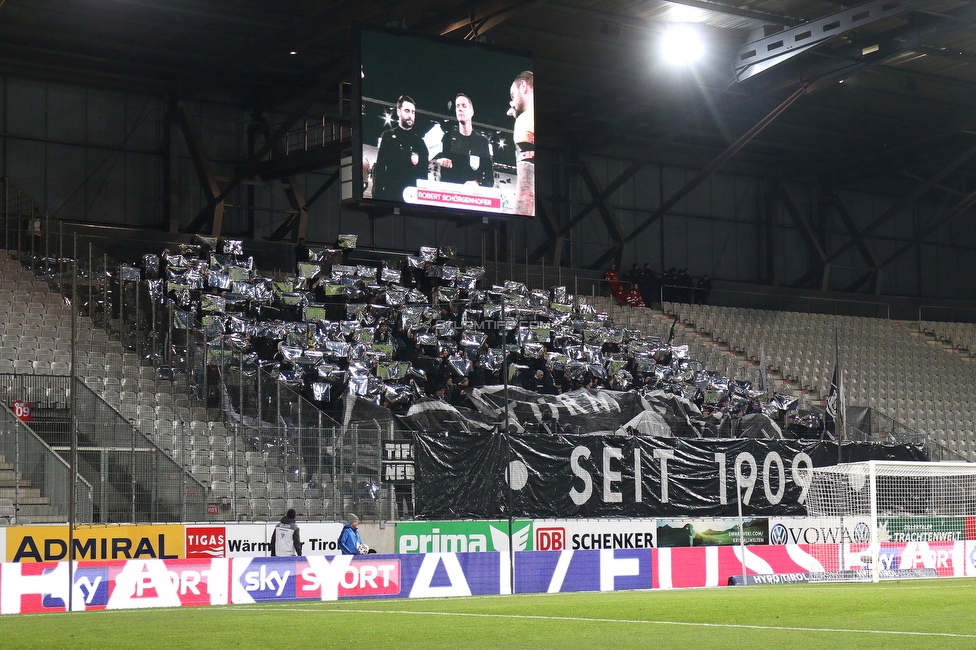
[805,460,976,582]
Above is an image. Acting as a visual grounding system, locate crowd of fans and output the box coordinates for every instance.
[112,235,824,437]
[604,263,712,307]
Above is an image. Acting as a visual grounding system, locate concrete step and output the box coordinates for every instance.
[15,514,68,524]
[14,503,61,516]
[0,487,42,500]
[0,479,33,489]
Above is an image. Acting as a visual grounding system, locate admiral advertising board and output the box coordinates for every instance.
[6,525,184,563]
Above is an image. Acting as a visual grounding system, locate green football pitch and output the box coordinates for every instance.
[4,578,975,649]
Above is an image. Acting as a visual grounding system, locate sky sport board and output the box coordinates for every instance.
[355,26,534,217]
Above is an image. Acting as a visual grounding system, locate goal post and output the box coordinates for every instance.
[805,460,976,582]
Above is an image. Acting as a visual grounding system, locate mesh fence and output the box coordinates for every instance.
[0,210,402,523]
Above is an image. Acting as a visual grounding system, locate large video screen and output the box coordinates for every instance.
[355,27,534,217]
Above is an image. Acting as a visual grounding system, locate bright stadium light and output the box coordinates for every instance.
[661,24,705,65]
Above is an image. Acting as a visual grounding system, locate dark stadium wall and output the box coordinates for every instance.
[3,74,976,300]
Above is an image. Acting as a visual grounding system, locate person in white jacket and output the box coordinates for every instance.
[271,508,303,556]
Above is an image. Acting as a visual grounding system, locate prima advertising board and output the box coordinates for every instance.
[396,520,531,554]
[396,519,657,554]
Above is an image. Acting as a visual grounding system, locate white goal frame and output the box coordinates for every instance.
[805,460,976,582]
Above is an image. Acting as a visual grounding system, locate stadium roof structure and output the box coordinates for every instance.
[3,0,976,277]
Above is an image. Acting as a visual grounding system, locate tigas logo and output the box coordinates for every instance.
[186,527,226,558]
[536,527,565,551]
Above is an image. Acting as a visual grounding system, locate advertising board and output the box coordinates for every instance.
[396,519,657,554]
[6,525,184,563]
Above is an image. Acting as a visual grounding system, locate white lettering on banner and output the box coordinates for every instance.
[715,453,727,504]
[553,393,585,417]
[0,562,69,614]
[732,545,775,577]
[108,560,182,609]
[784,544,824,573]
[569,447,592,505]
[705,545,719,587]
[599,549,639,591]
[408,553,472,598]
[654,449,674,503]
[165,569,207,595]
[206,560,229,604]
[603,447,623,503]
[498,549,512,596]
[792,454,813,503]
[903,543,951,570]
[763,452,785,506]
[633,448,643,503]
[243,565,290,597]
[735,452,758,504]
[570,446,816,507]
[77,576,103,604]
[657,547,673,589]
[548,551,574,593]
[303,555,353,601]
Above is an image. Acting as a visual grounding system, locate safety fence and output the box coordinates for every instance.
[0,400,92,524]
[0,211,399,522]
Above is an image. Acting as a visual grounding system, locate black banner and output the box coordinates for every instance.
[415,434,926,519]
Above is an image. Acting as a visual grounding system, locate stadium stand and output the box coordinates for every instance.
[665,302,969,458]
[0,231,962,524]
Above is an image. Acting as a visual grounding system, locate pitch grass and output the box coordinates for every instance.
[5,578,976,649]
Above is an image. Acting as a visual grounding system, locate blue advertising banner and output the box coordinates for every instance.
[514,549,653,594]
[230,553,507,603]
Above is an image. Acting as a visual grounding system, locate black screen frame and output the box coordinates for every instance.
[351,25,534,219]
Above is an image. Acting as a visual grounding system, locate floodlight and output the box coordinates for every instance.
[661,24,705,65]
